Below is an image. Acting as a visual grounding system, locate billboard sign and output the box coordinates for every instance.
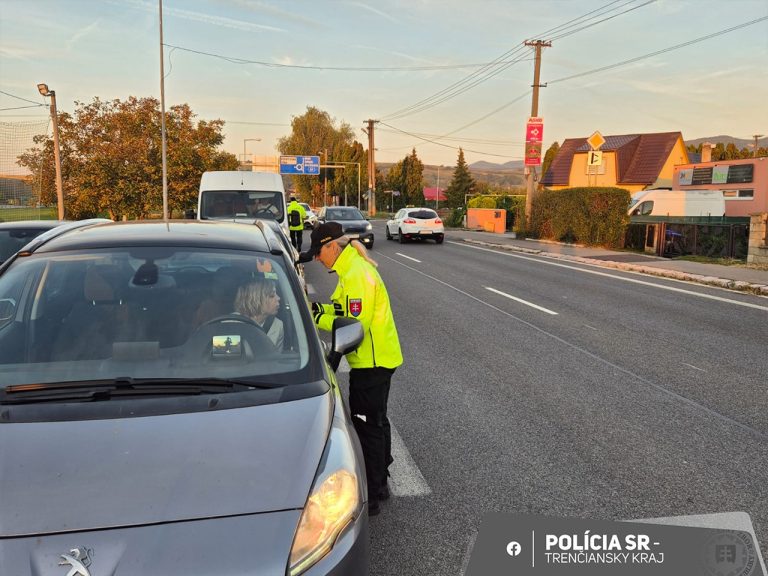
[279,155,320,175]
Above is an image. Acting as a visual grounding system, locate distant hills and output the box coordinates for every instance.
[685,135,767,149]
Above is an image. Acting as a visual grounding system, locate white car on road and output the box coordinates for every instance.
[299,203,318,229]
[386,207,444,244]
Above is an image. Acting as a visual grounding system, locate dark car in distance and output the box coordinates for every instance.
[0,220,370,575]
[317,206,374,249]
[0,220,63,264]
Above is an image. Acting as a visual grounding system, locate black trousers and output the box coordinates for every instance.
[290,229,303,250]
[349,367,395,501]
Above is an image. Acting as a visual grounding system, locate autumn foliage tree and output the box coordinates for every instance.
[17,96,238,220]
[278,107,367,207]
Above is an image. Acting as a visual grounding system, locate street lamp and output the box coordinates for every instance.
[327,161,361,209]
[243,138,261,168]
[37,83,64,220]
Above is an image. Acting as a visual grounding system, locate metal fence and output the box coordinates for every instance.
[625,217,750,259]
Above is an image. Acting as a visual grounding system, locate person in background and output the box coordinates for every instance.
[301,222,402,517]
[286,196,306,250]
[234,277,284,349]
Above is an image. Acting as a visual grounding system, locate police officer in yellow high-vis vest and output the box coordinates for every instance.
[286,196,306,250]
[302,221,402,516]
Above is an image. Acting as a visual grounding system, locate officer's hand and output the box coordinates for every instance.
[311,301,323,315]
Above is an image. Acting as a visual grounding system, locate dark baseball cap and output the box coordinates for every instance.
[299,221,344,261]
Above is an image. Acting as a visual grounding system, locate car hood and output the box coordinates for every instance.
[334,219,370,233]
[0,393,332,537]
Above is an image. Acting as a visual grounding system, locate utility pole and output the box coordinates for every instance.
[37,84,64,220]
[323,148,329,206]
[159,0,169,220]
[363,119,378,216]
[753,134,764,158]
[524,40,550,227]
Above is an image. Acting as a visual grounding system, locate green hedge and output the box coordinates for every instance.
[530,187,630,247]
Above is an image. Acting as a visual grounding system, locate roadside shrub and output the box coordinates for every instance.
[445,207,465,228]
[531,187,630,247]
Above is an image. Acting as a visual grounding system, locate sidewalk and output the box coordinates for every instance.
[447,229,768,296]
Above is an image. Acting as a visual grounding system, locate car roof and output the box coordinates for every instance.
[0,220,63,230]
[29,220,278,255]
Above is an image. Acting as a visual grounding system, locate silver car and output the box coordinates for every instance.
[0,220,369,575]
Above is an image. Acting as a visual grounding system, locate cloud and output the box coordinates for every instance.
[67,20,100,51]
[0,45,38,62]
[343,1,399,23]
[222,0,319,28]
[118,0,284,33]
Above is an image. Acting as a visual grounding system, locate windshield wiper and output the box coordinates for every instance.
[0,377,272,405]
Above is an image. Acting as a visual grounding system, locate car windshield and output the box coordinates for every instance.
[326,208,364,221]
[200,191,285,221]
[0,247,310,387]
[0,227,53,262]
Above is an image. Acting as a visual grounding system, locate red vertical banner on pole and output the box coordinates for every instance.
[525,117,544,167]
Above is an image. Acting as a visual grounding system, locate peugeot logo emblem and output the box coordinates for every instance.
[58,547,93,576]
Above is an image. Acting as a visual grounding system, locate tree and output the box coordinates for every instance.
[384,148,425,210]
[17,97,238,220]
[277,106,367,207]
[540,141,560,188]
[444,148,475,208]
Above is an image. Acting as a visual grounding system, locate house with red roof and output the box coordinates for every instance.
[423,187,447,202]
[541,131,689,193]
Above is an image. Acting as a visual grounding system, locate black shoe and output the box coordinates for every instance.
[368,499,381,516]
[378,484,390,501]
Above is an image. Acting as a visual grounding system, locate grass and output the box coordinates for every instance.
[0,206,58,221]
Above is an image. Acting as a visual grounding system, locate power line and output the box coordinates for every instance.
[0,90,45,106]
[161,43,525,72]
[548,15,768,84]
[379,121,521,159]
[547,0,656,41]
[0,104,47,111]
[380,0,654,121]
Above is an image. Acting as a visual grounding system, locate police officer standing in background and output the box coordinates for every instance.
[301,222,402,516]
[286,196,306,250]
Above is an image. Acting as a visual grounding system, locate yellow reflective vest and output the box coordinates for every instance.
[313,244,403,369]
[287,200,306,231]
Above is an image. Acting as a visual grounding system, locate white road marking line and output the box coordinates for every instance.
[396,252,421,263]
[584,324,599,331]
[459,530,478,576]
[682,362,706,372]
[451,242,768,312]
[485,286,558,315]
[389,422,432,497]
[378,252,768,442]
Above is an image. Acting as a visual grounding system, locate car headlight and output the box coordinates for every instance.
[288,424,363,575]
[365,222,372,231]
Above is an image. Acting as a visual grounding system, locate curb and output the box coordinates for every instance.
[462,239,768,297]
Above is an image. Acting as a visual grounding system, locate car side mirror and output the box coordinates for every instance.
[326,316,364,372]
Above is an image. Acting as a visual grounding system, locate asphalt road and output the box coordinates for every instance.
[304,221,768,575]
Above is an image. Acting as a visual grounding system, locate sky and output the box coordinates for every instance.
[1,0,767,169]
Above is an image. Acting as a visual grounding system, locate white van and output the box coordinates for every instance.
[198,171,288,234]
[628,189,725,218]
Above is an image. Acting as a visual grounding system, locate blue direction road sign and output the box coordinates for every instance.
[279,155,320,175]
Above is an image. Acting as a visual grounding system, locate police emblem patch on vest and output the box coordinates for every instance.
[349,298,362,317]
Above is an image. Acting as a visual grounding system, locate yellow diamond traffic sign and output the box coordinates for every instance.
[587,131,606,150]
